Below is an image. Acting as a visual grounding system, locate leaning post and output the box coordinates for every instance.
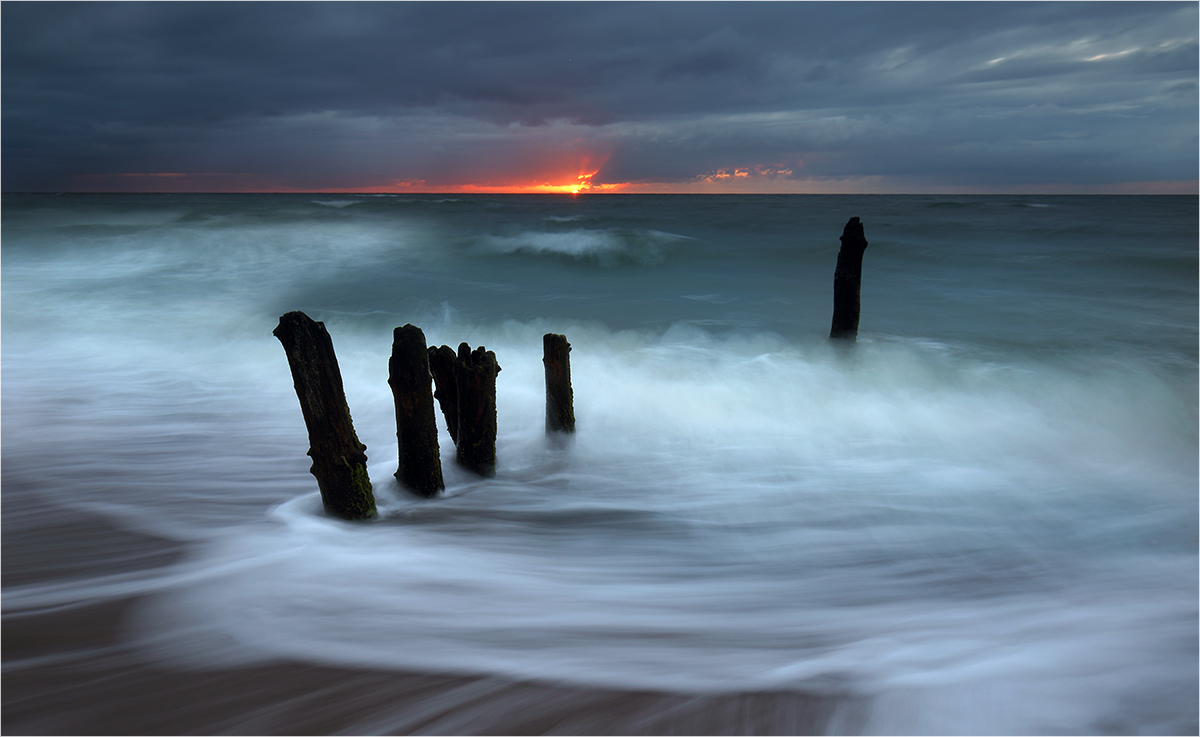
[388,325,445,497]
[273,311,376,520]
[543,333,575,434]
[829,216,869,341]
[454,342,501,477]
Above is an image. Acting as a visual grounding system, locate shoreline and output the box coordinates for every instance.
[3,597,865,735]
[0,471,868,735]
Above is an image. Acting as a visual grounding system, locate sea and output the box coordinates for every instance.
[3,193,1197,735]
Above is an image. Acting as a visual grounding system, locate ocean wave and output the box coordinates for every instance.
[482,228,693,266]
[310,199,362,208]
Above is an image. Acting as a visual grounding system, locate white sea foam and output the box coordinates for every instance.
[7,315,1195,733]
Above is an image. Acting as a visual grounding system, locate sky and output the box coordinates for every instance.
[2,1,1197,194]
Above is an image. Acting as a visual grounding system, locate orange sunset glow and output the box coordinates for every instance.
[393,153,633,195]
[422,168,630,195]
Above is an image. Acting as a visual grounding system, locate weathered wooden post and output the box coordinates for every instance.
[830,216,869,341]
[543,333,575,434]
[388,325,444,497]
[273,311,376,520]
[428,344,460,445]
[454,342,501,476]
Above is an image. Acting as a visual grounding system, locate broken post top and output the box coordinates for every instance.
[543,333,570,351]
[838,216,868,259]
[393,322,427,347]
[389,324,431,384]
[456,342,502,374]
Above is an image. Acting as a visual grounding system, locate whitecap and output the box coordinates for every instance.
[482,228,693,265]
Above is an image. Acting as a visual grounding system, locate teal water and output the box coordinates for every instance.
[3,193,1197,734]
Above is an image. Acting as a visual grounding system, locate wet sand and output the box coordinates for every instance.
[3,599,862,735]
[3,493,863,735]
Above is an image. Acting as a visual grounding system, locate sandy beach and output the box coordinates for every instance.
[3,484,861,735]
[5,600,859,735]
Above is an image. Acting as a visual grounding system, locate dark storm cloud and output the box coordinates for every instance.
[3,1,1196,192]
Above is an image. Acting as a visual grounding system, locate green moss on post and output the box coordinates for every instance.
[273,311,376,520]
[342,452,377,519]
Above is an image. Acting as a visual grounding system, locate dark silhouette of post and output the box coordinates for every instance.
[388,325,444,497]
[428,344,460,445]
[454,342,500,476]
[830,217,869,341]
[543,333,575,434]
[273,311,376,520]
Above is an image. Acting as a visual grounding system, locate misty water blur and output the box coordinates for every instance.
[3,193,1196,734]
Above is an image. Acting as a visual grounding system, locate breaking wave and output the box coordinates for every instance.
[482,228,694,265]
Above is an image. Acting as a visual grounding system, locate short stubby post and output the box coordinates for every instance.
[454,342,501,477]
[830,216,869,341]
[543,333,575,434]
[388,325,445,497]
[273,311,376,520]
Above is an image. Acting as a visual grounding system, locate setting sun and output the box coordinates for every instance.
[376,156,633,195]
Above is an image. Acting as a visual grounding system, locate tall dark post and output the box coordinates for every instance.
[428,344,460,445]
[388,325,444,497]
[543,333,575,434]
[830,216,869,341]
[273,311,376,520]
[454,342,501,476]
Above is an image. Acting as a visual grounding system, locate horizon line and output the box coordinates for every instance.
[4,190,1197,197]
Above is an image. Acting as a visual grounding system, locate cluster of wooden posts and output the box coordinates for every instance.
[274,313,575,520]
[274,217,866,520]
